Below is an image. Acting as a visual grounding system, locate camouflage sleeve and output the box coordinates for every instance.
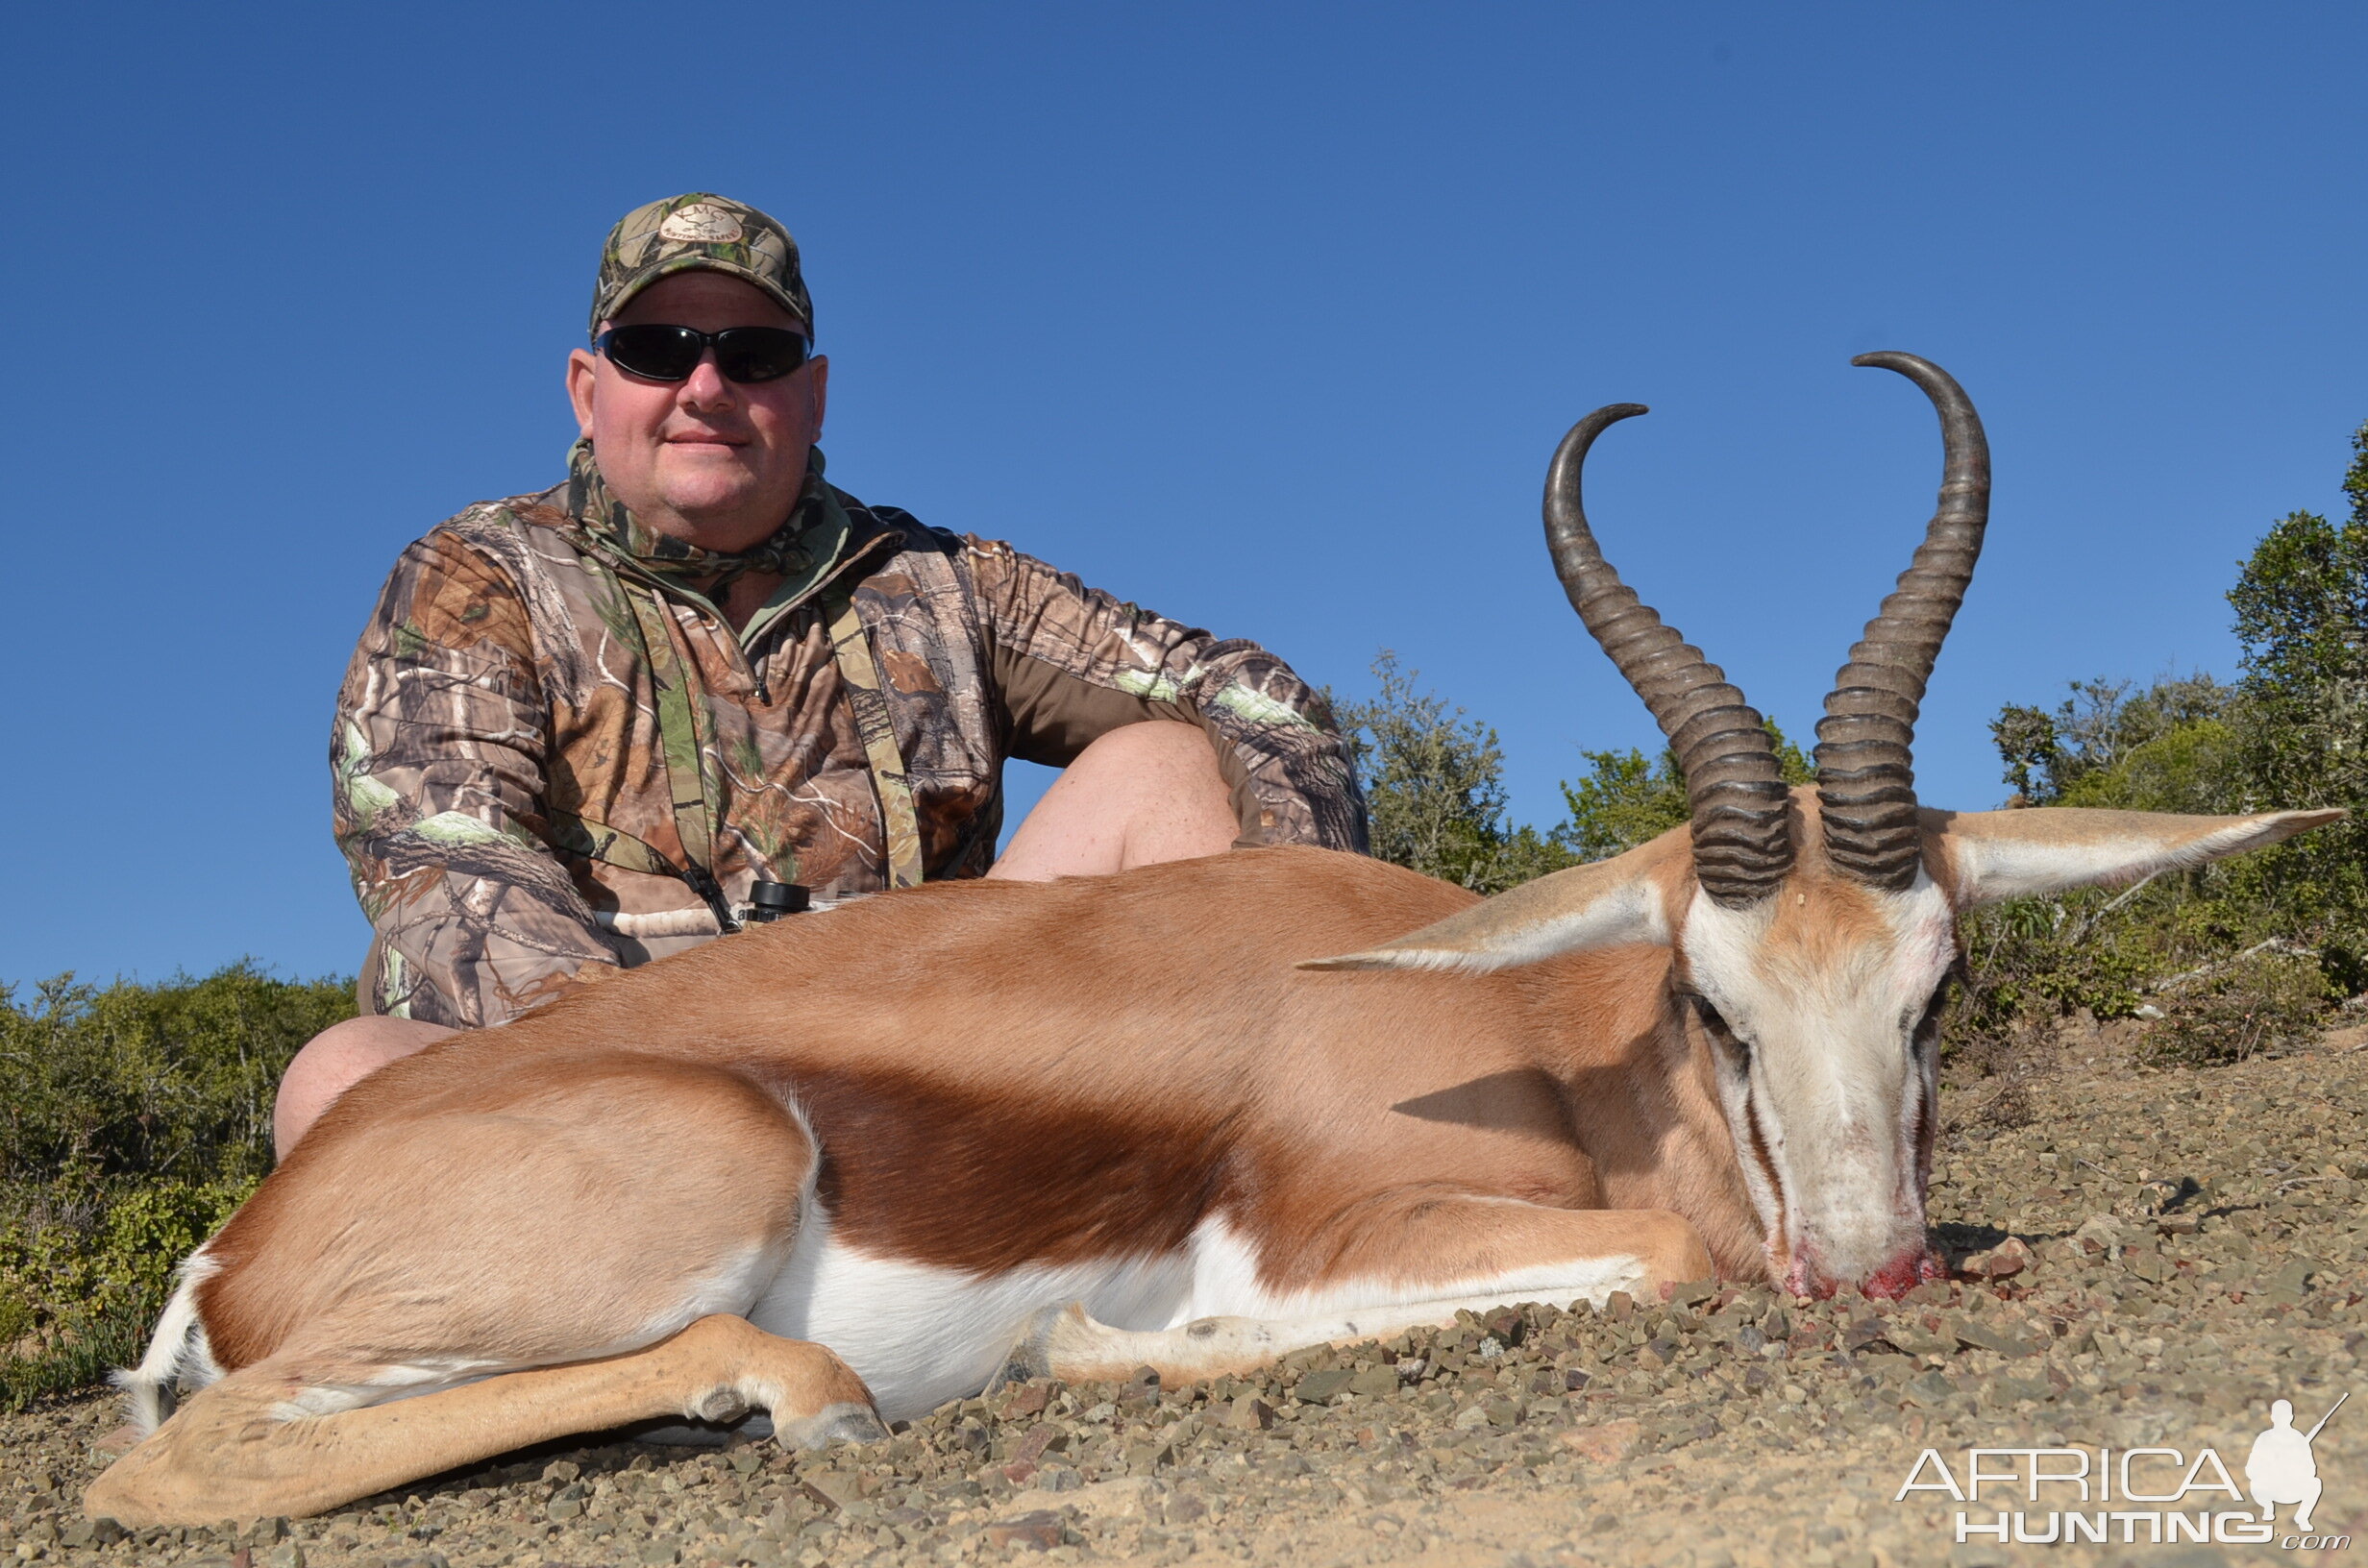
[332,527,621,1026]
[964,537,1369,851]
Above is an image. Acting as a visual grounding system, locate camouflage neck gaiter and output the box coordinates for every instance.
[564,438,834,596]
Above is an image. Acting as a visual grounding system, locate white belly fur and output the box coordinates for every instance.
[747,1205,1194,1423]
[746,1208,1641,1424]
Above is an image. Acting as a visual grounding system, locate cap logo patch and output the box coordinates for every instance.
[658,203,745,244]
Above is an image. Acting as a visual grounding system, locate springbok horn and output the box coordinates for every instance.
[1544,405,1793,907]
[1813,353,1990,890]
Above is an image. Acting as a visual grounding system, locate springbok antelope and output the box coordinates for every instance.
[88,353,2336,1526]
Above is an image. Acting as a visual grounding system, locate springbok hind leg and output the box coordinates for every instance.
[85,1314,879,1528]
[997,1199,1712,1388]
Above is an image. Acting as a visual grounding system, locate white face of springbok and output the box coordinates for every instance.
[1677,811,1958,1298]
[1311,352,2344,1299]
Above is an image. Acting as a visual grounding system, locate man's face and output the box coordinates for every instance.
[566,270,828,549]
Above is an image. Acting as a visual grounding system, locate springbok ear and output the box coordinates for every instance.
[1936,806,2345,909]
[1299,838,1681,973]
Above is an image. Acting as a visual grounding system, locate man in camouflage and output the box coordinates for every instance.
[276,193,1366,1154]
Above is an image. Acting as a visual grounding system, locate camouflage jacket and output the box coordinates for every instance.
[333,447,1367,1026]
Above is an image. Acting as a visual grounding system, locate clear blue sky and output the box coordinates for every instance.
[5,4,2363,988]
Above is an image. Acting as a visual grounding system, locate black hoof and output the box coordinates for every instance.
[982,1304,1066,1395]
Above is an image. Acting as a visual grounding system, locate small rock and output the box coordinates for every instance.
[1904,1369,1958,1408]
[1986,1374,2054,1407]
[1011,1426,1068,1466]
[1947,1316,2043,1358]
[1227,1394,1275,1431]
[1971,1237,2034,1280]
[1842,1317,1895,1355]
[1662,1279,1719,1309]
[1655,1413,1718,1449]
[1556,1419,1642,1462]
[2074,1214,2126,1251]
[1295,1368,1357,1405]
[984,1509,1065,1551]
[1887,1320,1952,1357]
[1123,1438,1173,1474]
[800,1472,867,1510]
[1348,1364,1400,1398]
[1067,1478,1155,1518]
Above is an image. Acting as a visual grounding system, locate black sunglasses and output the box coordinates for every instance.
[595,324,813,383]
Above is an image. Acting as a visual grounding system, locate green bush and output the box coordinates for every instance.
[1,963,355,1187]
[0,1177,257,1409]
[1992,674,2235,807]
[2146,949,2338,1066]
[1334,654,1581,894]
[1961,417,2368,1051]
[0,964,352,1409]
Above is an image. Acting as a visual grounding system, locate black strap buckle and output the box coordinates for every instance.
[742,881,812,923]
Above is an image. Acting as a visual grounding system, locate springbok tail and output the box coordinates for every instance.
[111,1251,220,1435]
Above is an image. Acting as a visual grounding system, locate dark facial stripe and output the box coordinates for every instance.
[1741,1088,1788,1262]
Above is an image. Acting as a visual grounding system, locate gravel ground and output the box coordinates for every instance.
[6,1019,2363,1568]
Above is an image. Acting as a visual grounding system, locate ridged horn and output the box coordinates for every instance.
[1813,353,1990,890]
[1544,405,1793,907]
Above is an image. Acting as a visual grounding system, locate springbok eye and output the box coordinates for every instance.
[1910,966,1964,1048]
[1686,993,1750,1062]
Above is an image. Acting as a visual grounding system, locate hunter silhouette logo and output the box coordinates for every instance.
[1893,1389,2352,1549]
[2248,1392,2344,1533]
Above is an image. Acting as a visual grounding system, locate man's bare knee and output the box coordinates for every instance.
[992,722,1236,881]
[274,1016,456,1160]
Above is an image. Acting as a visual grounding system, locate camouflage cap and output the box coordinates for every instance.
[590,193,813,339]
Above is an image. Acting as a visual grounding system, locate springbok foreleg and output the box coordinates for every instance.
[999,1199,1710,1387]
[84,1315,879,1528]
